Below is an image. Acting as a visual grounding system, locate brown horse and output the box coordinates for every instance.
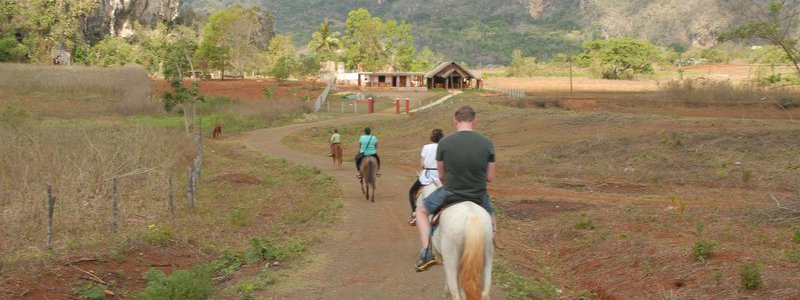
[359,156,377,202]
[331,143,343,168]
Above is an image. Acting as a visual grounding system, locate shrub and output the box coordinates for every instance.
[144,224,173,246]
[138,266,214,300]
[692,241,717,262]
[73,282,106,299]
[739,263,762,290]
[575,217,595,230]
[794,229,800,244]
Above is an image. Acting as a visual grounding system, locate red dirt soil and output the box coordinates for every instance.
[1,244,210,299]
[151,79,324,102]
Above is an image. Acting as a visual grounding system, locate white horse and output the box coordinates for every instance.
[417,183,494,300]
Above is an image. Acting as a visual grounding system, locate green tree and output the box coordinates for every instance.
[161,25,199,79]
[719,1,800,75]
[162,79,204,133]
[343,8,385,71]
[411,47,443,71]
[578,38,660,79]
[299,53,321,89]
[87,36,141,67]
[268,34,298,82]
[307,19,341,62]
[382,19,416,71]
[197,5,275,78]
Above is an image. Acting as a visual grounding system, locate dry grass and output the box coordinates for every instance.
[658,78,800,107]
[0,121,192,259]
[0,63,158,117]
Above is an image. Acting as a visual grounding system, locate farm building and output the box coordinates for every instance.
[425,61,482,90]
[356,61,481,91]
[357,71,426,91]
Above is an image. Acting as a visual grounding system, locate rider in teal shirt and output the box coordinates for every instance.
[356,127,381,176]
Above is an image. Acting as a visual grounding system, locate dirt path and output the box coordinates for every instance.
[241,113,451,299]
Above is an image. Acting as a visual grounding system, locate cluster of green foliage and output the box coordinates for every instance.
[576,38,662,79]
[691,240,717,263]
[0,0,98,63]
[138,265,214,300]
[739,263,762,290]
[73,282,107,300]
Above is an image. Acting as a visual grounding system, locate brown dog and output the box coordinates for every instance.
[212,123,222,138]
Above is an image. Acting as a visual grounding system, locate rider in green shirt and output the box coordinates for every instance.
[329,129,341,156]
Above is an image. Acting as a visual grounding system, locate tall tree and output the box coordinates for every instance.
[719,1,800,75]
[343,8,385,71]
[268,34,297,82]
[196,5,275,77]
[411,47,443,71]
[578,38,661,79]
[382,19,416,71]
[307,19,341,62]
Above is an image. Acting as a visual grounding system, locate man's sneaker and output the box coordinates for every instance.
[356,173,362,179]
[415,247,437,272]
[408,212,417,226]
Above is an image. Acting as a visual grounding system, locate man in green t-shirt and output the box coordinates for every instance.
[329,129,341,156]
[414,105,496,272]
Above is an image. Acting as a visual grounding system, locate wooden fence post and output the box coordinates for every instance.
[111,177,118,234]
[187,165,195,211]
[46,185,54,250]
[168,176,175,223]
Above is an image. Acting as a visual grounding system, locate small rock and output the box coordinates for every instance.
[104,290,115,297]
[272,261,281,267]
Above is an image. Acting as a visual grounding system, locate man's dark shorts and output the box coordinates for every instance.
[422,187,494,215]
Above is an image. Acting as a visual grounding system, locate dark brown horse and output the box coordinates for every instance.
[331,143,343,168]
[359,156,377,202]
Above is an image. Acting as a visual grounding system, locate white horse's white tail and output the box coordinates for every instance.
[459,214,485,300]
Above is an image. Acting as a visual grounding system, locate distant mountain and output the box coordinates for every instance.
[181,0,756,65]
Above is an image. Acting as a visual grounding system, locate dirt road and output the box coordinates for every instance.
[242,113,449,299]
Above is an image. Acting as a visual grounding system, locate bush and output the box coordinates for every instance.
[692,241,717,262]
[73,282,106,299]
[739,263,762,290]
[144,224,173,246]
[138,266,214,300]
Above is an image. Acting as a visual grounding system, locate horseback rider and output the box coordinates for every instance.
[407,128,444,226]
[355,127,381,178]
[329,128,341,156]
[414,105,496,272]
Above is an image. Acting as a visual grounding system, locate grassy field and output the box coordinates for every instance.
[0,63,341,299]
[285,84,800,298]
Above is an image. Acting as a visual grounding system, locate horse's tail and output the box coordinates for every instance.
[459,214,485,300]
[367,160,375,184]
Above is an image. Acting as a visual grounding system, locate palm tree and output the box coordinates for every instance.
[307,19,342,63]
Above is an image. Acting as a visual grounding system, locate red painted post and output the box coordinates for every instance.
[368,97,374,113]
[405,98,410,114]
[395,98,400,114]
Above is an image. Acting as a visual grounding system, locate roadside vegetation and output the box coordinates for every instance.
[0,62,340,298]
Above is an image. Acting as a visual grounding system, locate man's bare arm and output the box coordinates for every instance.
[437,161,445,182]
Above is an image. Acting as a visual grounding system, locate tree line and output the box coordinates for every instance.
[0,4,444,79]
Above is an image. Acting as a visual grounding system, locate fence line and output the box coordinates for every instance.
[314,76,335,113]
[484,83,526,98]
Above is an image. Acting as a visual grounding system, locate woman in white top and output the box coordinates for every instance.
[408,129,444,225]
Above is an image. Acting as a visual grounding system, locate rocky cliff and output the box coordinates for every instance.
[84,0,181,42]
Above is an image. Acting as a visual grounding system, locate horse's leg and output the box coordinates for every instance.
[441,242,462,300]
[482,228,494,300]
